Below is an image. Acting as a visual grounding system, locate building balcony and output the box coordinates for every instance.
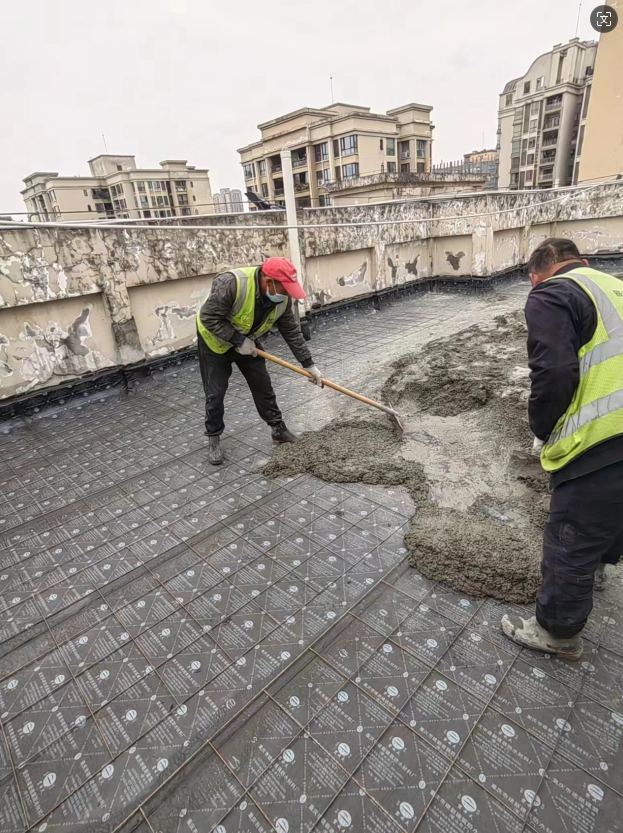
[542,133,558,147]
[541,150,556,163]
[540,169,554,181]
[292,157,307,168]
[274,187,285,196]
[294,182,309,193]
[400,151,411,160]
[271,165,282,174]
[545,99,562,111]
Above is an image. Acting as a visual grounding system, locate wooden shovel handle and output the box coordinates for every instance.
[255,348,401,418]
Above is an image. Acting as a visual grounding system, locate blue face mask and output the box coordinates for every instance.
[267,281,288,304]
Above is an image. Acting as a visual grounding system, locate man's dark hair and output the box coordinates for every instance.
[527,237,582,274]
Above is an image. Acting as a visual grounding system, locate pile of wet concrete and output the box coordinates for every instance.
[265,311,548,605]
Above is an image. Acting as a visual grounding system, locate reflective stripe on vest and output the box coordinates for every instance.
[196,267,287,354]
[541,267,623,471]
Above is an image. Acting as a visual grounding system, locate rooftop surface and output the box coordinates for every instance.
[0,282,622,833]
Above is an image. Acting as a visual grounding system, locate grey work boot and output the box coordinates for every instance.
[271,421,298,445]
[594,563,608,592]
[207,436,224,466]
[501,614,583,661]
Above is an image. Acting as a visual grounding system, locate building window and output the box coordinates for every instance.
[190,182,194,187]
[505,93,513,106]
[524,81,531,94]
[386,138,396,156]
[341,162,359,179]
[87,204,92,211]
[175,180,187,190]
[528,138,536,148]
[314,142,329,163]
[527,153,535,164]
[293,171,308,187]
[178,194,189,205]
[333,139,340,158]
[401,163,411,173]
[83,189,88,196]
[335,165,342,181]
[531,102,539,115]
[193,195,196,202]
[148,181,161,192]
[140,195,149,208]
[582,85,592,119]
[258,160,266,176]
[340,135,358,157]
[526,170,533,182]
[136,181,146,193]
[143,210,152,218]
[536,77,545,90]
[387,161,396,173]
[416,140,427,158]
[417,161,425,173]
[181,207,191,216]
[529,119,538,131]
[379,138,384,151]
[261,182,269,197]
[318,195,332,207]
[116,165,122,171]
[296,197,311,208]
[49,190,57,203]
[110,184,124,197]
[243,164,254,179]
[578,125,585,156]
[399,141,410,159]
[556,53,565,84]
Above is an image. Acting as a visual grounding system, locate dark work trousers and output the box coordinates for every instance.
[536,459,623,638]
[197,335,282,436]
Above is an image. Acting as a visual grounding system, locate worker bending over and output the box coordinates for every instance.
[502,238,623,659]
[197,257,322,465]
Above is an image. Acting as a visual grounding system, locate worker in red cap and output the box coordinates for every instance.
[196,257,323,464]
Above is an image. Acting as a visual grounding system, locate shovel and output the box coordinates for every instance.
[255,348,406,435]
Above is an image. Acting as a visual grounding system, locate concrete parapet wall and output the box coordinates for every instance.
[1,183,623,400]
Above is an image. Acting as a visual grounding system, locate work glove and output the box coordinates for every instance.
[307,365,324,387]
[236,337,257,357]
[531,436,544,458]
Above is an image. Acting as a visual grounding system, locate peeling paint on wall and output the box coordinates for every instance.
[336,261,367,287]
[16,306,110,394]
[148,302,198,352]
[445,251,465,270]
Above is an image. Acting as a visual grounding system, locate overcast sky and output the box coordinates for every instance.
[0,0,597,214]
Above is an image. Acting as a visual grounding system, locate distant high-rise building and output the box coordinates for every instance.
[21,156,214,221]
[497,38,597,190]
[214,188,245,214]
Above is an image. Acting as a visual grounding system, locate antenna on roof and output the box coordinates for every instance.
[575,1,582,37]
[102,134,109,154]
[330,75,334,104]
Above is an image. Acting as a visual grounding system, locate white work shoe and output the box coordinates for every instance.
[501,614,583,660]
[594,563,608,592]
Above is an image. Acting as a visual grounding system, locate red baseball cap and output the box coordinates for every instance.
[261,257,306,300]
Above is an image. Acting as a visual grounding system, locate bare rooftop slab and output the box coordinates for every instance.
[0,280,622,833]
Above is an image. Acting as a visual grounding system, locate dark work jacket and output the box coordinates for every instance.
[198,268,313,367]
[525,261,623,486]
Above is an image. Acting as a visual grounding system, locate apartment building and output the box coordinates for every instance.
[578,0,623,183]
[238,102,433,209]
[21,155,214,221]
[214,187,245,214]
[497,38,597,190]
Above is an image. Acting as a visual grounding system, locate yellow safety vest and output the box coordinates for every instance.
[541,266,623,471]
[196,267,288,354]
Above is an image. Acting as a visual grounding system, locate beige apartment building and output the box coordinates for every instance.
[238,102,434,208]
[21,155,214,222]
[497,38,597,190]
[578,0,623,183]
